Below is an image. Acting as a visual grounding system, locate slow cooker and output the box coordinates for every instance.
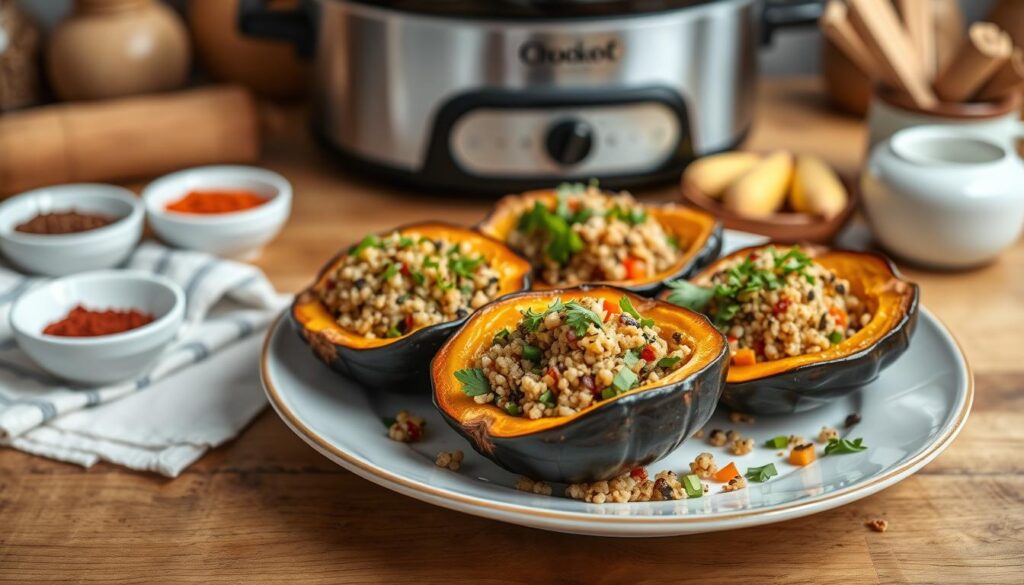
[240,0,821,193]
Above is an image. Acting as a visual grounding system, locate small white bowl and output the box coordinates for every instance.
[142,166,292,260]
[0,184,144,277]
[11,271,185,385]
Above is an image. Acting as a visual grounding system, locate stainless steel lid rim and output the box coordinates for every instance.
[322,0,731,21]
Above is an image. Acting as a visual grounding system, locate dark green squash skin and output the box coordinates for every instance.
[433,313,729,483]
[722,284,920,415]
[288,234,532,394]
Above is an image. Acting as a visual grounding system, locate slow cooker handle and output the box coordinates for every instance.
[237,0,316,57]
[762,0,825,45]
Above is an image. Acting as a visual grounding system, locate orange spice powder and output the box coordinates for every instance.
[43,305,154,337]
[165,189,268,214]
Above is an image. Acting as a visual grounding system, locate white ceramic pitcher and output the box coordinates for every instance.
[861,123,1024,269]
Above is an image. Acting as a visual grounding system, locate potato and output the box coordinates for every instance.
[789,154,848,218]
[723,150,793,216]
[682,152,762,200]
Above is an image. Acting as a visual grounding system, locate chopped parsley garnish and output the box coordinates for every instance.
[829,331,844,345]
[600,388,617,400]
[349,234,381,256]
[764,435,789,449]
[382,262,399,280]
[437,279,455,291]
[385,326,402,338]
[618,296,654,328]
[423,258,439,269]
[664,279,715,312]
[493,328,510,344]
[397,236,415,249]
[538,390,555,407]
[745,463,778,483]
[666,234,680,249]
[522,344,542,363]
[611,366,638,394]
[656,356,682,368]
[683,474,703,498]
[520,298,564,332]
[606,204,647,226]
[824,437,868,455]
[665,246,816,328]
[563,301,603,336]
[449,255,485,279]
[410,271,425,286]
[504,403,521,416]
[454,368,490,397]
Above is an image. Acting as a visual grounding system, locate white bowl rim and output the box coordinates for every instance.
[142,165,292,226]
[10,270,186,347]
[889,125,1011,168]
[0,184,144,247]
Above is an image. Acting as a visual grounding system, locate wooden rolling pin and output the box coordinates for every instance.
[934,23,1013,103]
[0,85,260,196]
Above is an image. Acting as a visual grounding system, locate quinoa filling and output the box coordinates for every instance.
[314,231,501,339]
[666,246,870,363]
[506,183,682,286]
[454,296,691,419]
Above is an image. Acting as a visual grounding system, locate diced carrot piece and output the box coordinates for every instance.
[603,300,618,321]
[713,462,740,483]
[732,348,757,366]
[789,444,817,466]
[829,306,848,328]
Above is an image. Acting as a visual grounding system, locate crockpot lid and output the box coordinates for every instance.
[344,0,723,19]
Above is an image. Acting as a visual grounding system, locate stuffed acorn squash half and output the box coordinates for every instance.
[477,183,721,295]
[290,222,531,393]
[432,286,728,483]
[662,244,919,414]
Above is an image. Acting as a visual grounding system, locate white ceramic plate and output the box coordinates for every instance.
[261,232,973,537]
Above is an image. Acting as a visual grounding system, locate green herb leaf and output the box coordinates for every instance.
[764,435,789,449]
[665,280,715,312]
[538,390,555,407]
[666,234,680,249]
[611,367,638,394]
[744,463,778,483]
[423,258,439,269]
[382,262,399,280]
[398,236,415,249]
[493,328,510,344]
[411,271,425,286]
[607,204,647,226]
[683,474,703,498]
[824,437,868,455]
[350,234,381,256]
[385,326,402,338]
[504,402,521,416]
[829,331,844,345]
[600,387,617,400]
[449,255,485,279]
[438,279,455,291]
[564,301,603,336]
[454,368,490,397]
[656,356,682,369]
[522,344,542,363]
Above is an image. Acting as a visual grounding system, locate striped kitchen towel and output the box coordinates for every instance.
[0,242,291,476]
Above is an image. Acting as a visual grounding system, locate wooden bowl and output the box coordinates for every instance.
[680,175,858,244]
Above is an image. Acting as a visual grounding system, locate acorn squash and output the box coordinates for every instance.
[477,189,722,295]
[431,286,728,483]
[667,244,919,414]
[290,222,532,393]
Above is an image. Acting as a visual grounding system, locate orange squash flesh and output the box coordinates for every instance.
[292,222,532,349]
[477,190,720,291]
[689,245,918,384]
[432,286,727,438]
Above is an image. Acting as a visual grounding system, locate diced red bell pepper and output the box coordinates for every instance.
[773,299,790,316]
[641,345,657,362]
[630,467,648,481]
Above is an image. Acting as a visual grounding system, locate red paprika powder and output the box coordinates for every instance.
[43,305,154,337]
[165,189,268,214]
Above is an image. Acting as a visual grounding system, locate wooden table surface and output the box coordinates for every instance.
[1,78,1021,584]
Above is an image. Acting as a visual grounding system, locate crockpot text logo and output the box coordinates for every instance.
[518,39,620,66]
